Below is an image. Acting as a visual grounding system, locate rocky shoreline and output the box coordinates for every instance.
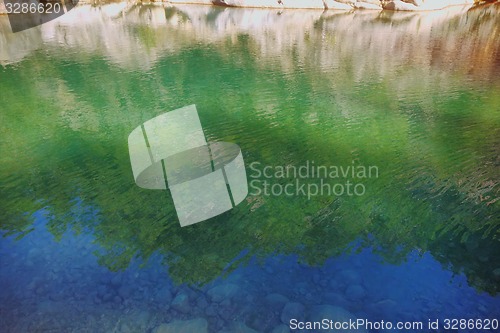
[3,225,499,332]
[163,0,480,11]
[0,0,497,14]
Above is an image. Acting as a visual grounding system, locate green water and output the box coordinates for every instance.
[1,4,499,293]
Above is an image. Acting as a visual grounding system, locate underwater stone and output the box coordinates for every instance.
[323,293,349,308]
[220,298,232,308]
[154,286,173,304]
[338,270,361,285]
[345,285,366,301]
[132,291,144,301]
[271,324,291,333]
[110,274,122,287]
[49,291,65,302]
[247,308,275,332]
[207,283,240,303]
[219,300,235,321]
[368,299,398,316]
[171,293,190,313]
[221,321,259,333]
[205,305,217,316]
[120,323,132,333]
[329,278,341,290]
[265,293,289,312]
[296,282,309,295]
[102,292,114,302]
[35,286,47,296]
[281,302,305,324]
[153,318,208,333]
[118,285,133,299]
[97,285,107,297]
[133,310,152,330]
[197,296,209,309]
[36,300,53,312]
[308,305,368,333]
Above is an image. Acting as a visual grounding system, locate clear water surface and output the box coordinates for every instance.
[0,3,499,332]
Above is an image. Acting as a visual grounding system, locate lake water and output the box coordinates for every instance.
[0,3,499,332]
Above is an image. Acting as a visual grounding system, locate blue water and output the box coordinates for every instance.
[1,208,499,332]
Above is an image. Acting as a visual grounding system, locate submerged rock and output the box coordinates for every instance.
[271,324,291,333]
[197,296,209,309]
[323,292,350,308]
[308,305,368,333]
[281,302,305,324]
[207,283,240,303]
[205,305,217,317]
[265,293,289,312]
[119,323,132,333]
[345,285,366,301]
[337,269,362,285]
[220,322,259,333]
[368,299,398,316]
[110,274,122,287]
[154,286,173,304]
[130,310,151,331]
[153,318,208,333]
[118,285,133,300]
[171,293,190,313]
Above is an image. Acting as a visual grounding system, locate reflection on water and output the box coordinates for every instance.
[2,3,499,80]
[0,3,499,332]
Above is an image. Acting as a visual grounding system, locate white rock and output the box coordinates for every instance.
[353,1,382,10]
[324,0,353,10]
[383,1,419,11]
[384,0,474,11]
[404,0,423,5]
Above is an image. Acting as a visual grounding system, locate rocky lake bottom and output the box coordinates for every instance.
[1,213,499,332]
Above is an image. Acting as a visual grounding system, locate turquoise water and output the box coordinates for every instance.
[1,3,499,332]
